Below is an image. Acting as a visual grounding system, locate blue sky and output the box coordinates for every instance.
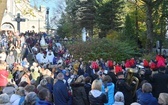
[30,0,65,17]
[30,0,66,28]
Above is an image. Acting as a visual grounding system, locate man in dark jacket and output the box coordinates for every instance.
[116,72,134,105]
[107,67,117,85]
[53,73,70,105]
[151,67,168,98]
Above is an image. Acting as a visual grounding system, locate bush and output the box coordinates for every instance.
[66,38,141,62]
[141,53,156,61]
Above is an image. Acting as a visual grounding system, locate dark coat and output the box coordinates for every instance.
[116,78,133,105]
[151,72,168,98]
[85,65,93,76]
[71,83,89,105]
[107,72,117,85]
[89,90,108,105]
[84,83,91,104]
[21,47,29,60]
[53,80,69,105]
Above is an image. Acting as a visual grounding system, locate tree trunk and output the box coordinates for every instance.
[146,4,153,52]
[0,0,7,25]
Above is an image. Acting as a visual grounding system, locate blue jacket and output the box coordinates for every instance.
[102,82,115,105]
[137,89,158,105]
[36,100,52,105]
[19,96,25,105]
[53,80,69,105]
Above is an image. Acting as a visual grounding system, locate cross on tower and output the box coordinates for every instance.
[14,13,25,32]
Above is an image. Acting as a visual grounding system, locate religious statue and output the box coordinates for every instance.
[40,35,48,48]
[82,27,86,42]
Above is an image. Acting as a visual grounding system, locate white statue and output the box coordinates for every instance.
[40,36,48,47]
[82,27,86,42]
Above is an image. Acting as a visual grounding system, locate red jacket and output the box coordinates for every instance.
[0,70,9,86]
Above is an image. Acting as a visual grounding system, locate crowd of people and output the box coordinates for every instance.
[0,30,167,105]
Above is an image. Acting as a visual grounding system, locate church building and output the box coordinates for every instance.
[1,0,47,33]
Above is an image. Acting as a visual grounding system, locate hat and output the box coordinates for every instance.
[114,91,124,102]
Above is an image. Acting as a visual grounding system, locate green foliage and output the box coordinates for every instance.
[57,13,81,38]
[141,53,156,61]
[123,14,136,41]
[95,0,124,33]
[66,38,140,62]
[106,30,119,40]
[57,0,166,53]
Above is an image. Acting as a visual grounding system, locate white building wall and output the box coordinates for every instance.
[1,0,46,33]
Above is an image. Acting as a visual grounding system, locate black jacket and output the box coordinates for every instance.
[116,78,133,105]
[71,83,89,105]
[107,72,117,84]
[89,90,108,105]
[151,72,168,98]
[84,83,91,104]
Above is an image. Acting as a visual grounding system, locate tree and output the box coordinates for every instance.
[95,0,124,38]
[57,12,81,38]
[140,0,163,51]
[75,0,96,37]
[123,14,136,41]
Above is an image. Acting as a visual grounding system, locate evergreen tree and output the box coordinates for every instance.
[123,14,136,41]
[95,0,124,37]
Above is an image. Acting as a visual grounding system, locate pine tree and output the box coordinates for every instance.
[95,0,124,37]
